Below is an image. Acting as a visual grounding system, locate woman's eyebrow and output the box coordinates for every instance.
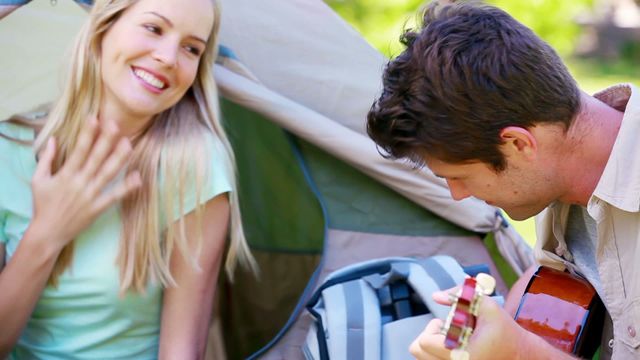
[144,11,207,45]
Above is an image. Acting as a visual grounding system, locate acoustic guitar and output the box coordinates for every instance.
[442,266,605,359]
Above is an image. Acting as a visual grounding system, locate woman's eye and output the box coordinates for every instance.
[185,46,202,56]
[143,24,161,34]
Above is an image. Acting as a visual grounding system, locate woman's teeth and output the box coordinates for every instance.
[134,68,165,89]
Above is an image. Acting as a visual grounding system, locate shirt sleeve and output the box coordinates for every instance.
[0,211,8,245]
[0,212,7,245]
[168,135,233,222]
[0,121,33,245]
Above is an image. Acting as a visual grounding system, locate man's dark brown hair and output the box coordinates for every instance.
[366,0,581,171]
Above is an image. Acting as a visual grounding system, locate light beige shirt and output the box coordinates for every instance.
[535,84,640,359]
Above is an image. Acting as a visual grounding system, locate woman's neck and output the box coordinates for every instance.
[98,99,153,140]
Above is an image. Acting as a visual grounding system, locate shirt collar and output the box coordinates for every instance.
[591,83,640,212]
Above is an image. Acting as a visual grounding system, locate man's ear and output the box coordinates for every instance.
[499,126,537,159]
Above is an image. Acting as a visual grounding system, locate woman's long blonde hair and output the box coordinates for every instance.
[33,0,255,292]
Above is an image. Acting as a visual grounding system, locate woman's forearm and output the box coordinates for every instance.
[0,227,63,355]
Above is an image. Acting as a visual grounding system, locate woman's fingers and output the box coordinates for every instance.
[90,137,133,192]
[63,117,99,173]
[29,119,141,248]
[93,171,142,214]
[33,137,56,180]
[56,118,134,200]
[80,120,120,178]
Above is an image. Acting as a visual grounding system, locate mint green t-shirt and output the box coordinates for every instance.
[0,121,232,359]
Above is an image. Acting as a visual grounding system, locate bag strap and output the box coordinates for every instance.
[303,255,486,360]
[309,277,382,360]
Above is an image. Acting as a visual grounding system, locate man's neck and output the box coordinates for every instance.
[557,92,624,206]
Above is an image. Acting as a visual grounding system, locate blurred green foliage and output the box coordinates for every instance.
[327,0,594,58]
[326,0,639,88]
[487,0,594,56]
[326,0,424,57]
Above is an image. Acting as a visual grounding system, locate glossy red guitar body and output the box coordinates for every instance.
[514,266,605,358]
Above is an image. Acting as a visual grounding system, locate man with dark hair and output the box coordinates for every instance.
[367,1,638,359]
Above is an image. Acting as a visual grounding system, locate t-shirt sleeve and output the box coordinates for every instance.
[0,121,34,245]
[169,135,233,222]
[0,212,7,245]
[0,210,8,244]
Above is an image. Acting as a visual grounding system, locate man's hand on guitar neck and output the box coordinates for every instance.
[409,286,577,360]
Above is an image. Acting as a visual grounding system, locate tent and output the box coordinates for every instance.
[0,1,534,359]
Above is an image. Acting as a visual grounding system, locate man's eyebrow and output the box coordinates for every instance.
[144,11,207,45]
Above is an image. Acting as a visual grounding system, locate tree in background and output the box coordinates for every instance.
[327,0,424,57]
[327,0,594,58]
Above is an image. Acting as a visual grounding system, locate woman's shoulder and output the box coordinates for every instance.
[202,131,232,180]
[161,130,233,221]
[0,119,35,147]
[0,113,40,169]
[0,106,47,142]
[0,119,25,135]
[0,120,35,206]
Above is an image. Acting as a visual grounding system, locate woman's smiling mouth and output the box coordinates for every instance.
[132,66,168,92]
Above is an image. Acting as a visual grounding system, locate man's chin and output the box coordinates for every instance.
[502,207,544,221]
[507,213,531,221]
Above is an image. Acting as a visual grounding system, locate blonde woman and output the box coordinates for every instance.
[0,0,255,358]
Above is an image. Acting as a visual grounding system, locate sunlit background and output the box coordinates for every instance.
[327,0,640,246]
[1,0,638,247]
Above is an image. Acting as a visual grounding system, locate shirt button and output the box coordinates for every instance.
[608,339,614,348]
[628,326,636,338]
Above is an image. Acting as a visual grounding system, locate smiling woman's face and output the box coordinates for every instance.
[99,0,214,122]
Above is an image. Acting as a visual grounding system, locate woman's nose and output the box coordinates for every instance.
[153,39,179,68]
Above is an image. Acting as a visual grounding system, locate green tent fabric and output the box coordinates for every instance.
[219,98,488,358]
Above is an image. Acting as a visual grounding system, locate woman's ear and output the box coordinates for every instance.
[499,126,537,159]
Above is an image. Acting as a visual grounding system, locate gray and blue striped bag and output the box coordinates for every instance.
[303,255,502,360]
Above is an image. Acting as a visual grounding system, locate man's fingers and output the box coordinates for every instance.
[433,286,460,305]
[410,318,451,360]
[33,137,56,180]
